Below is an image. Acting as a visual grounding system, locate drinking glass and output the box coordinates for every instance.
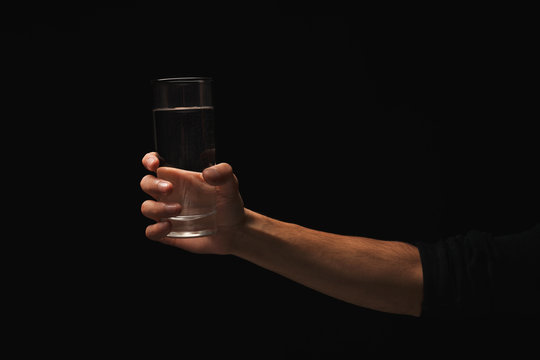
[152,77,216,238]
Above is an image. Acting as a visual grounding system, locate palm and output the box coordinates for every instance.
[156,165,245,254]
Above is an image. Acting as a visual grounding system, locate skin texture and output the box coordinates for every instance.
[140,152,423,316]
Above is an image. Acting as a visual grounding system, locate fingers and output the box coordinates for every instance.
[141,200,182,221]
[140,174,173,199]
[145,221,172,241]
[202,163,239,196]
[142,152,160,172]
[142,200,181,241]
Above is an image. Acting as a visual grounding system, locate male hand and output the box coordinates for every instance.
[140,152,245,254]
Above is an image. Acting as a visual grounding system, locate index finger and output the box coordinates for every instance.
[142,152,160,172]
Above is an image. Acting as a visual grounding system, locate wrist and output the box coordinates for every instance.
[230,209,297,264]
[228,208,258,258]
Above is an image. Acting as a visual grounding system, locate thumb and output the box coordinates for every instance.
[202,163,239,194]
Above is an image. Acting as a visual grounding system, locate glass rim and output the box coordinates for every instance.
[152,77,212,84]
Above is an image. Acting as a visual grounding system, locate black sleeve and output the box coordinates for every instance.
[417,223,540,317]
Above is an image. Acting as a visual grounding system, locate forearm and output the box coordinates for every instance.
[232,209,423,317]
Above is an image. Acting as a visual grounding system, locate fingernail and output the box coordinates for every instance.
[147,157,156,168]
[158,181,170,192]
[165,203,181,214]
[204,166,219,179]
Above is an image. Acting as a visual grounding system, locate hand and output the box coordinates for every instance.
[140,152,245,255]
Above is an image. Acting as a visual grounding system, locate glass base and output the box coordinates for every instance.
[165,211,217,238]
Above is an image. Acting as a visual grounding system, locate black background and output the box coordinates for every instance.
[3,4,539,357]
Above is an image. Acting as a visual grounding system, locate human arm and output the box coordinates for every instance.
[140,153,424,316]
[235,210,423,316]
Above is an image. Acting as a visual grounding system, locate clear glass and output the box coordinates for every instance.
[152,77,217,238]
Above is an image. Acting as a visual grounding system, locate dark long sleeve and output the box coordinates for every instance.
[417,223,540,316]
